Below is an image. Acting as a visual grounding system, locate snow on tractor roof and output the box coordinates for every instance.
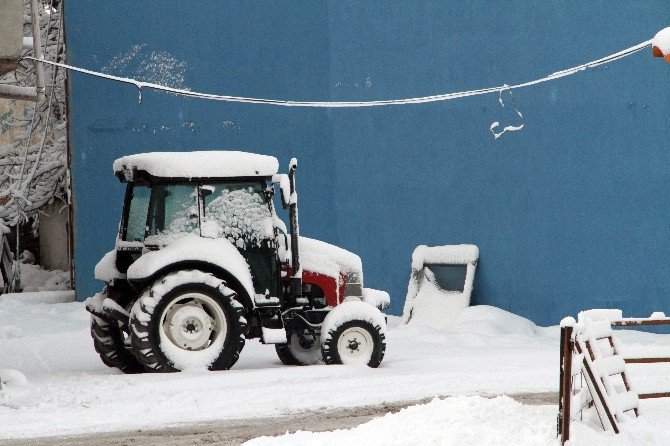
[113,151,279,180]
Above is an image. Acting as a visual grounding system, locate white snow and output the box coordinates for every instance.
[203,186,274,248]
[113,151,279,179]
[0,290,74,305]
[245,394,670,446]
[410,244,479,270]
[2,300,670,444]
[652,27,670,56]
[0,325,23,340]
[403,244,478,328]
[245,396,557,446]
[272,174,291,206]
[321,300,387,341]
[93,249,125,282]
[362,287,390,310]
[404,269,471,328]
[297,236,363,279]
[578,309,623,323]
[126,234,255,302]
[0,369,27,389]
[18,262,70,292]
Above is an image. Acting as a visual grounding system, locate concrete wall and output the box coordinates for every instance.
[38,199,70,271]
[66,1,670,325]
[0,0,22,60]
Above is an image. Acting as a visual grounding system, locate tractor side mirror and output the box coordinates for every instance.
[272,174,291,209]
[200,185,215,198]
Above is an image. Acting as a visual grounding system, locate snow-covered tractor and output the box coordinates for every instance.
[86,151,388,373]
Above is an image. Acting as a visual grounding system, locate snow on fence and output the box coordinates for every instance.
[557,310,670,445]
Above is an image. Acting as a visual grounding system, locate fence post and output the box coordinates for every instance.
[558,324,574,445]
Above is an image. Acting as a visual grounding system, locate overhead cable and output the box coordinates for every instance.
[27,39,650,107]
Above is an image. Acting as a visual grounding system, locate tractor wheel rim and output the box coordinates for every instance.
[337,327,374,365]
[161,292,226,351]
[288,333,321,364]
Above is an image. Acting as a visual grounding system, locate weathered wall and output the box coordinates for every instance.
[38,199,69,271]
[66,1,670,325]
[0,0,22,60]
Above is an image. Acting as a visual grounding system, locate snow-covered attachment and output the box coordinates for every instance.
[402,244,478,328]
[652,27,670,63]
[557,309,670,445]
[113,150,279,181]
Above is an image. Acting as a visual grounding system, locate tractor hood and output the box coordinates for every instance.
[298,236,363,280]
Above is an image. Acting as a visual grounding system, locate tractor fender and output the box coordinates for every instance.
[126,235,256,310]
[94,249,125,282]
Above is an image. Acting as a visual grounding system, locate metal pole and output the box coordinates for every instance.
[29,0,45,101]
[288,158,301,300]
[560,326,573,444]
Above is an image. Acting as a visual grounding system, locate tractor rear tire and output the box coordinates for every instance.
[129,270,247,372]
[90,316,143,374]
[275,333,322,366]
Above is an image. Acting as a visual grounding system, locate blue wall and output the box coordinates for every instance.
[66,2,670,326]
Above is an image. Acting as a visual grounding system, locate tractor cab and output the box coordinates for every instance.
[87,151,388,374]
[114,160,282,304]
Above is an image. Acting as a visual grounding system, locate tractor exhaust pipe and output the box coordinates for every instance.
[288,158,302,299]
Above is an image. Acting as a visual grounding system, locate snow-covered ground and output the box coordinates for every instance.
[1,296,670,444]
[246,395,670,446]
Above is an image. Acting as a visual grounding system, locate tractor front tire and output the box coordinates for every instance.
[129,270,247,372]
[321,301,386,368]
[275,333,322,366]
[90,315,143,374]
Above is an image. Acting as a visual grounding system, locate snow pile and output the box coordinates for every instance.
[113,151,279,180]
[245,395,670,446]
[0,369,28,389]
[0,325,24,339]
[18,262,70,292]
[0,290,74,305]
[244,396,557,446]
[298,237,363,278]
[448,305,539,337]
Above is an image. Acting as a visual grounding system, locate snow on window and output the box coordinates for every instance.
[144,184,199,245]
[204,185,273,249]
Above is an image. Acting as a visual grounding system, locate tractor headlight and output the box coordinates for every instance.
[343,272,363,299]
